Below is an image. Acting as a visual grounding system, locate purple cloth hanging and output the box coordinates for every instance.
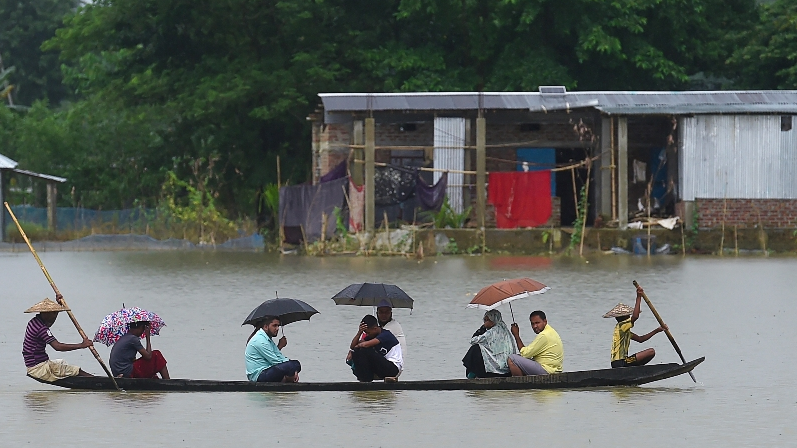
[416,172,447,211]
[320,160,348,183]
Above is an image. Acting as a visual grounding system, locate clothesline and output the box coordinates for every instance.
[353,159,476,175]
[336,138,592,151]
[353,155,601,174]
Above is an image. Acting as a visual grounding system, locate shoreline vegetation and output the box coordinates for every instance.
[2,0,796,237]
[4,225,795,256]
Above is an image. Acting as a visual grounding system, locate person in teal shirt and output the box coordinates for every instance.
[245,316,301,382]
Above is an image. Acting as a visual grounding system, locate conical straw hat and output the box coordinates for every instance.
[24,298,70,313]
[603,302,633,318]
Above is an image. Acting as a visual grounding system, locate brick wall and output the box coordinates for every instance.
[697,199,797,229]
[317,123,351,182]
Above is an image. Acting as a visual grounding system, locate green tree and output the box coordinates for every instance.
[727,0,797,88]
[0,0,80,105]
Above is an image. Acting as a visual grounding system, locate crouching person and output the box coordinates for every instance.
[348,315,403,382]
[23,297,94,382]
[110,321,170,379]
[245,316,301,383]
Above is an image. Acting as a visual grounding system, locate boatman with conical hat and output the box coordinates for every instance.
[604,285,668,368]
[23,295,94,382]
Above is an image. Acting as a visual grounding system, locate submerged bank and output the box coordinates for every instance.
[3,227,793,255]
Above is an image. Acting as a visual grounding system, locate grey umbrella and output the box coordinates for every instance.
[242,298,319,326]
[331,283,414,309]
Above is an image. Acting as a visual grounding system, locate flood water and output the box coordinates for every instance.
[0,251,794,446]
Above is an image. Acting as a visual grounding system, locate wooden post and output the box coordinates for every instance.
[476,117,486,235]
[47,182,57,233]
[364,118,376,233]
[600,117,612,218]
[610,118,617,221]
[617,117,628,229]
[463,119,472,213]
[0,170,5,242]
[351,121,364,186]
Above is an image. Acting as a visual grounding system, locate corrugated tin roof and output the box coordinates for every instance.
[319,91,797,115]
[13,169,67,183]
[0,153,18,169]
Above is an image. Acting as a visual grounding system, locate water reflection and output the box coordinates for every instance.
[347,390,398,411]
[245,391,301,406]
[106,391,167,408]
[465,388,563,405]
[24,391,65,414]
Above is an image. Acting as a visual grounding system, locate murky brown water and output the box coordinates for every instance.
[1,251,794,446]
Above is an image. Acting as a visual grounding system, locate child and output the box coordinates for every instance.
[603,285,667,368]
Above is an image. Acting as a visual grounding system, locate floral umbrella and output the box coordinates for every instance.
[93,306,166,346]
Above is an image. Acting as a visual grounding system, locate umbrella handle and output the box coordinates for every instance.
[509,302,516,323]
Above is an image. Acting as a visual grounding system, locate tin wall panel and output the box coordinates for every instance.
[434,117,466,212]
[680,115,797,200]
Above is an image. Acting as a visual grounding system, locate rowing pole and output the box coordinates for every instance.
[4,202,121,390]
[633,280,696,383]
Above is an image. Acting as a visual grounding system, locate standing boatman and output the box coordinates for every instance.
[23,295,94,382]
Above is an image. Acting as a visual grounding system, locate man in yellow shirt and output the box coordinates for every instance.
[507,310,563,376]
[604,285,667,368]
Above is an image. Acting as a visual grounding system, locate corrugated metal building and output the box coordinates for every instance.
[312,89,797,231]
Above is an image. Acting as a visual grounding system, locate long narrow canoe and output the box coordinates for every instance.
[32,357,703,392]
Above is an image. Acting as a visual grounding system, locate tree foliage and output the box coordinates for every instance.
[727,0,797,89]
[0,0,771,218]
[0,0,80,105]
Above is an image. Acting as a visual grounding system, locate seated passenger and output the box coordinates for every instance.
[508,310,563,376]
[245,316,301,383]
[348,315,402,382]
[23,296,94,382]
[110,321,170,379]
[604,285,667,368]
[462,309,516,378]
[376,300,407,362]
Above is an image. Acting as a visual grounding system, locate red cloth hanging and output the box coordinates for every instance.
[488,171,552,228]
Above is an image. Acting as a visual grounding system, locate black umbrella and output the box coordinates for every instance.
[331,283,414,309]
[242,298,319,326]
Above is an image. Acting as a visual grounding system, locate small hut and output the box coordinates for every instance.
[0,153,67,241]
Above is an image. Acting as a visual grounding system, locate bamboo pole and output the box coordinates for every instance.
[383,211,393,253]
[720,197,727,256]
[579,160,591,256]
[571,168,579,220]
[734,225,739,256]
[4,202,121,390]
[632,280,696,383]
[680,221,686,256]
[320,212,327,254]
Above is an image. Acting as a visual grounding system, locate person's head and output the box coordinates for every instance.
[25,298,69,325]
[128,321,151,336]
[376,299,393,325]
[483,309,504,329]
[529,310,547,334]
[615,315,631,323]
[361,314,381,338]
[260,316,281,337]
[38,311,59,326]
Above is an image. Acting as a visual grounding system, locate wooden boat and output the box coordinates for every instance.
[32,357,703,392]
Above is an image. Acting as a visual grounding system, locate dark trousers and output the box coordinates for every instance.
[462,345,510,379]
[351,348,399,382]
[256,360,302,382]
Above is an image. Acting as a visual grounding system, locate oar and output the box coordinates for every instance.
[4,202,121,391]
[632,280,696,383]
